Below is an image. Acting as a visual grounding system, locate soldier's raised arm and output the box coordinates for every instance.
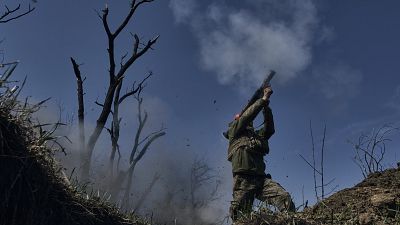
[228,87,273,139]
[257,106,275,140]
[258,86,274,139]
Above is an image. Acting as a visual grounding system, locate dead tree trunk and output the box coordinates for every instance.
[70,58,86,175]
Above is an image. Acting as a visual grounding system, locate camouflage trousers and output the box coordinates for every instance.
[230,174,295,221]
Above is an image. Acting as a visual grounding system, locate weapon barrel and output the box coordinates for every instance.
[239,70,275,116]
[263,70,275,86]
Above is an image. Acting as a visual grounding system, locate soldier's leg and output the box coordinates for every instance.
[230,175,256,222]
[257,178,295,212]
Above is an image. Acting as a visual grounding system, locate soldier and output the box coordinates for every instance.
[226,86,295,222]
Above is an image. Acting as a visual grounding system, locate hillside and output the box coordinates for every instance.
[238,168,400,225]
[0,97,148,225]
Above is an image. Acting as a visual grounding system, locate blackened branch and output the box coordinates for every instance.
[70,57,85,127]
[113,0,154,38]
[118,71,152,104]
[101,6,112,37]
[133,34,140,56]
[0,4,35,24]
[117,35,159,78]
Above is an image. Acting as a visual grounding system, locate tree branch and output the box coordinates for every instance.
[139,125,166,146]
[0,4,35,24]
[132,33,140,56]
[299,154,322,176]
[117,35,159,79]
[101,5,116,83]
[118,71,152,104]
[101,6,112,37]
[131,131,165,168]
[94,100,104,108]
[321,124,326,199]
[114,1,154,38]
[130,103,148,163]
[310,120,319,201]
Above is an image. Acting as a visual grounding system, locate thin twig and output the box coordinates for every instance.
[321,124,326,199]
[0,4,35,23]
[310,120,319,201]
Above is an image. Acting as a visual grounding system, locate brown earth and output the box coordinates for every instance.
[238,168,400,225]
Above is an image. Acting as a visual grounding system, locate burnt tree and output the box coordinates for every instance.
[70,0,158,181]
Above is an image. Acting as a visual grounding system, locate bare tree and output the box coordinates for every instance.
[70,1,158,181]
[191,159,222,224]
[348,124,399,178]
[189,158,220,209]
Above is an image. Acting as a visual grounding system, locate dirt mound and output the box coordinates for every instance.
[238,168,400,225]
[308,168,400,224]
[0,101,147,225]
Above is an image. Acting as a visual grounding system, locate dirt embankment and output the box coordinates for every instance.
[239,168,400,225]
[0,106,148,225]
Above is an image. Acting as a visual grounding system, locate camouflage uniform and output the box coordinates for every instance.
[226,99,295,221]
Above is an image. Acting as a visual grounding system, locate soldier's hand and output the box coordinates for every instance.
[262,86,273,101]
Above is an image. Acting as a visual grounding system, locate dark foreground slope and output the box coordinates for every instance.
[0,104,147,225]
[239,168,400,225]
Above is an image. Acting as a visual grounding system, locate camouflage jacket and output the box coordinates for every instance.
[227,99,275,176]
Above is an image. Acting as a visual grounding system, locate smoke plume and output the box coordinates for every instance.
[169,0,319,87]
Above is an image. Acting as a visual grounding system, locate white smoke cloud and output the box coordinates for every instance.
[169,0,319,87]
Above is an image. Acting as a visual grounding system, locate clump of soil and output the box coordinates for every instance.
[238,168,400,225]
[0,100,148,225]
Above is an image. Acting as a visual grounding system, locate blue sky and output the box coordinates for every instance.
[2,0,400,218]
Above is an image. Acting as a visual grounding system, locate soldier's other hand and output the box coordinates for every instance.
[262,86,273,100]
